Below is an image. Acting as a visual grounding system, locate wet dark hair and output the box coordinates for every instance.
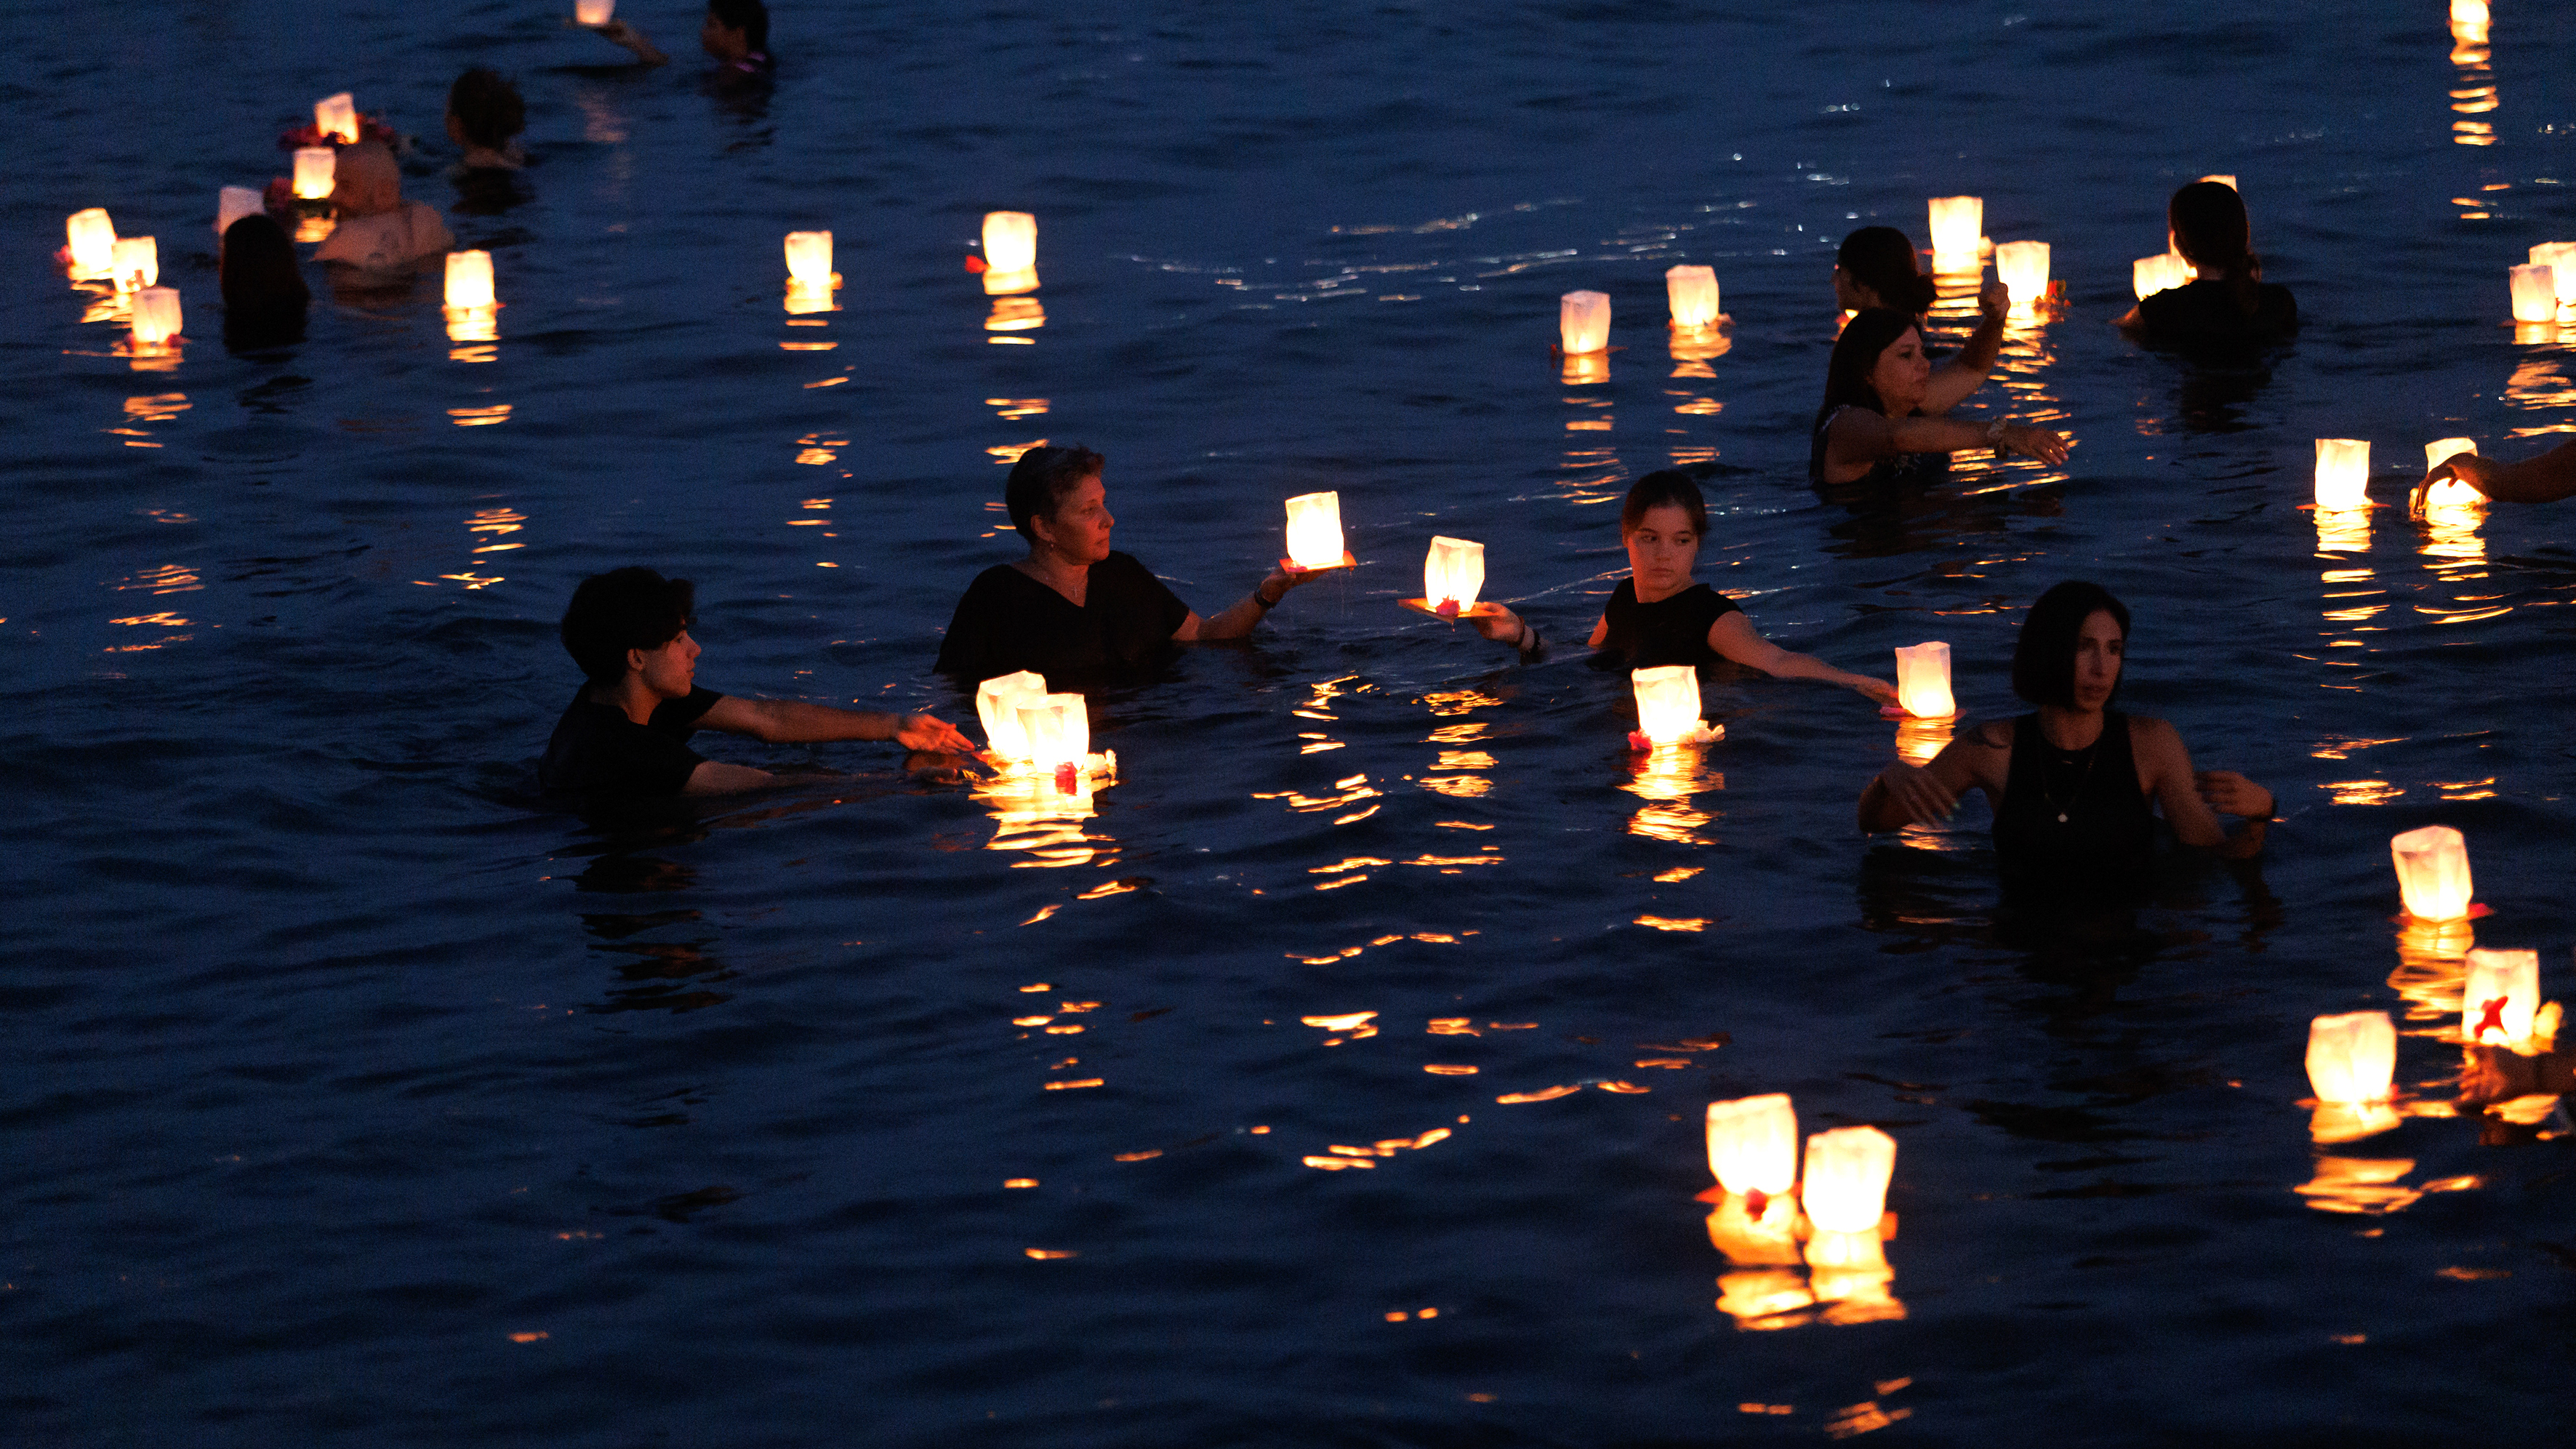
[1005,445,1107,541]
[1618,469,1707,537]
[2013,580,2131,710]
[2169,180,2259,313]
[1812,306,1920,440]
[708,0,769,51]
[220,214,309,346]
[1836,226,1935,316]
[447,68,525,151]
[562,567,697,686]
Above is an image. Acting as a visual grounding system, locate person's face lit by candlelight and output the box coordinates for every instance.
[1029,473,1115,568]
[1623,503,1701,603]
[1866,326,1933,417]
[2071,609,2124,713]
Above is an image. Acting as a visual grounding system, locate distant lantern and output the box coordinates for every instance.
[2132,252,2188,300]
[1283,491,1346,571]
[313,92,359,145]
[1893,642,1954,719]
[217,185,264,238]
[784,230,832,292]
[111,236,157,292]
[976,670,1049,763]
[2313,438,2371,510]
[576,0,615,23]
[1800,1125,1898,1235]
[445,250,496,310]
[2533,243,2576,307]
[1560,289,1610,355]
[1016,693,1091,778]
[1927,196,1982,267]
[2199,174,2239,191]
[127,286,182,346]
[1631,665,1705,746]
[2306,1011,2398,1106]
[1703,1093,1798,1199]
[2510,264,2556,323]
[2461,948,2539,1045]
[1421,537,1485,615]
[2452,0,2488,23]
[2390,824,2474,921]
[65,208,116,274]
[292,146,337,201]
[982,212,1036,273]
[1665,265,1720,330]
[1993,241,2050,316]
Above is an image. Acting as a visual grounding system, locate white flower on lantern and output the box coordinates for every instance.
[1800,1125,1897,1235]
[1703,1093,1797,1199]
[2313,438,2370,511]
[1893,642,1954,719]
[292,147,337,201]
[1283,491,1346,571]
[313,92,359,145]
[66,208,117,275]
[1559,290,1610,355]
[1927,196,1982,266]
[1665,265,1720,330]
[128,286,182,346]
[976,670,1049,763]
[1632,665,1715,746]
[1993,241,2049,316]
[1422,537,1484,614]
[2305,1011,2397,1105]
[2388,825,2473,921]
[2462,948,2539,1045]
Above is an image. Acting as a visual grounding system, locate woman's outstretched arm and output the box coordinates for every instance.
[2132,715,2271,856]
[1922,281,2009,413]
[1706,612,1893,703]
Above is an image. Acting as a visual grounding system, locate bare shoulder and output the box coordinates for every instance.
[2122,714,2194,766]
[1960,718,2015,750]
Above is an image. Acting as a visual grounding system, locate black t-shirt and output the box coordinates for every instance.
[2136,278,2298,342]
[538,686,722,798]
[1594,579,1743,669]
[933,551,1192,689]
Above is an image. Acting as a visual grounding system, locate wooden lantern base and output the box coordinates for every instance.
[1280,551,1356,575]
[1397,598,1507,621]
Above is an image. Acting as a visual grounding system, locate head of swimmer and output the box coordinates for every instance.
[563,566,699,701]
[702,0,767,60]
[1618,470,1709,601]
[1832,226,1934,316]
[1822,307,1931,420]
[1009,445,1114,566]
[2014,581,2131,715]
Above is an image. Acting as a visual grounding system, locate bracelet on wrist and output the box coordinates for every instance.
[1252,585,1279,611]
[1985,419,2008,444]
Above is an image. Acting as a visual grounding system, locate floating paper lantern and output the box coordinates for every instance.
[1665,265,1720,330]
[2132,252,2188,300]
[1423,537,1484,614]
[1992,240,2049,315]
[2313,438,2371,510]
[314,92,359,145]
[1927,196,1982,266]
[2420,439,2486,510]
[292,146,337,201]
[128,286,182,346]
[1704,1093,1797,1198]
[111,236,156,292]
[1631,665,1704,746]
[2534,243,2576,307]
[1016,693,1091,776]
[2462,948,2538,1045]
[2451,0,2488,23]
[576,0,615,23]
[2424,438,2477,473]
[1800,1125,1896,1235]
[445,250,496,310]
[1893,641,1954,719]
[217,186,264,238]
[2510,264,2556,323]
[65,208,116,273]
[784,230,832,291]
[1560,290,1610,355]
[1283,491,1345,571]
[2306,1011,2397,1105]
[976,670,1048,762]
[2390,824,2473,921]
[982,212,1036,273]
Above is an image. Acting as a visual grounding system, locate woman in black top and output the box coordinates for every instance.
[1812,308,2069,486]
[1856,581,2272,893]
[1462,471,1894,702]
[2116,181,2297,342]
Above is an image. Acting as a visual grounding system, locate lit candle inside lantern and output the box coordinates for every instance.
[1283,491,1345,571]
[128,286,182,346]
[1559,289,1610,355]
[1421,537,1484,614]
[1665,265,1720,330]
[1016,693,1091,777]
[1631,665,1705,746]
[1704,1093,1798,1199]
[1893,642,1954,719]
[2510,264,2556,323]
[2305,1011,2397,1106]
[976,670,1048,763]
[2462,948,2539,1045]
[292,146,337,201]
[217,186,264,238]
[575,0,615,23]
[2313,438,2371,510]
[784,230,832,292]
[111,236,157,292]
[2132,252,2188,300]
[1992,240,2049,316]
[1927,196,1983,267]
[313,92,359,145]
[2390,825,2474,920]
[65,208,116,274]
[445,250,496,310]
[1800,1125,1897,1235]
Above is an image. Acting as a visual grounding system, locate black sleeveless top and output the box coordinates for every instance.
[1594,579,1741,669]
[1810,404,1952,487]
[1993,712,2156,895]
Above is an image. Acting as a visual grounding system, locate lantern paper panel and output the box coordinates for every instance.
[1665,265,1721,329]
[2389,824,2473,920]
[1423,537,1484,612]
[2532,243,2576,305]
[2423,438,2477,473]
[314,92,359,145]
[111,236,157,292]
[2452,0,2489,25]
[1893,642,1954,719]
[66,208,116,274]
[1560,290,1610,354]
[1801,1125,1897,1235]
[1016,694,1091,775]
[976,670,1049,763]
[1993,241,2049,315]
[445,251,496,310]
[576,0,615,23]
[2305,1011,2397,1105]
[293,147,337,200]
[128,286,182,345]
[1632,665,1706,747]
[982,212,1037,273]
[2132,252,2188,300]
[1283,491,1345,571]
[2510,265,2556,323]
[1704,1094,1798,1197]
[784,230,832,291]
[2313,438,2370,510]
[1927,196,1982,265]
[217,186,264,238]
[2462,948,2539,1045]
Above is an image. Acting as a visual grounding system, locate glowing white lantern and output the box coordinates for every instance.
[784,230,832,291]
[445,250,496,310]
[66,208,116,274]
[976,670,1048,762]
[1927,196,1982,266]
[2313,438,2371,510]
[111,236,157,292]
[2533,243,2576,306]
[1422,537,1484,613]
[1283,491,1344,571]
[1800,1125,1897,1235]
[1016,693,1091,776]
[2305,1011,2397,1105]
[2421,439,2486,510]
[2389,825,2473,921]
[217,186,264,237]
[2462,948,2538,1045]
[1993,240,2049,315]
[1893,642,1954,719]
[2510,265,2556,323]
[292,146,336,201]
[1631,665,1704,746]
[2132,252,2188,300]
[128,286,182,346]
[2452,0,2488,23]
[1559,290,1610,354]
[982,211,1036,274]
[576,0,615,23]
[314,92,359,145]
[1703,1093,1797,1197]
[1665,265,1720,329]
[2424,438,2477,473]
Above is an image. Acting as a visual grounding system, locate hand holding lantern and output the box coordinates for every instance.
[1283,491,1352,573]
[1926,196,1982,268]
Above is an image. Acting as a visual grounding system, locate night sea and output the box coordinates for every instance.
[7,1,2576,1443]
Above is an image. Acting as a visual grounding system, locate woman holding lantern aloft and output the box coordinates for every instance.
[1832,224,2009,385]
[1811,308,2069,487]
[1857,581,2273,894]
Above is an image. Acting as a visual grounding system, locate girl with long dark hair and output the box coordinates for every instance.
[1811,308,2068,486]
[2117,181,2297,341]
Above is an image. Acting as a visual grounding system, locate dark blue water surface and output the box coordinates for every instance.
[9,1,2576,1443]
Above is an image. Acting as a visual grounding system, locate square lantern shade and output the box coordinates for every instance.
[2390,824,2473,920]
[217,186,264,238]
[1423,537,1484,612]
[1801,1125,1897,1235]
[1016,694,1091,775]
[2533,243,2576,306]
[445,250,496,310]
[982,211,1037,273]
[976,670,1048,763]
[1631,665,1704,746]
[2306,1011,2397,1106]
[1283,491,1344,571]
[2132,252,2188,300]
[2510,265,2556,323]
[314,92,359,145]
[2452,0,2489,24]
[2313,438,2370,510]
[1893,642,1954,719]
[576,0,615,23]
[128,286,182,345]
[784,230,832,291]
[1704,1093,1798,1197]
[111,236,157,292]
[2423,438,2477,473]
[1993,241,2049,315]
[66,208,116,274]
[2462,948,2539,1045]
[1665,265,1720,330]
[292,147,337,201]
[1927,196,1982,266]
[1560,290,1610,355]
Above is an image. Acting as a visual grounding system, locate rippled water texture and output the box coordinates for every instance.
[9,2,2576,1443]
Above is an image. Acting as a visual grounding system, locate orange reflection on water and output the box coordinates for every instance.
[1893,716,1953,766]
[2390,915,2477,1036]
[1624,743,1720,844]
[977,775,1112,869]
[2451,15,2495,150]
[2297,1155,2423,1214]
[2313,509,2371,557]
[986,297,1043,334]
